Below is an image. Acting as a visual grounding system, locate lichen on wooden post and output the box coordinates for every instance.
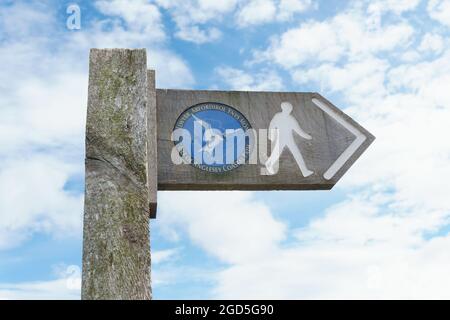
[82,48,151,300]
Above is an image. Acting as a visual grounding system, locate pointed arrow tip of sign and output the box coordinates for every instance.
[311,97,368,180]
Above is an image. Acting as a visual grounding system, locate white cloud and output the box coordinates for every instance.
[236,0,277,27]
[388,50,450,92]
[0,279,79,300]
[158,190,450,299]
[236,0,315,27]
[399,50,421,62]
[153,248,179,264]
[214,232,450,299]
[152,248,202,287]
[155,0,238,43]
[148,50,195,88]
[159,191,286,264]
[367,0,421,16]
[419,33,445,54]
[292,57,388,100]
[364,0,421,29]
[256,6,414,68]
[155,0,315,41]
[95,0,165,42]
[0,73,88,154]
[278,0,315,20]
[0,2,56,39]
[175,26,221,44]
[428,0,450,27]
[0,155,83,250]
[0,265,81,300]
[215,66,284,91]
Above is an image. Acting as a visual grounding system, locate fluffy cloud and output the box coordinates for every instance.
[152,248,179,264]
[0,2,87,250]
[154,0,315,42]
[292,57,388,101]
[158,190,450,299]
[158,192,286,264]
[0,73,88,155]
[214,232,450,299]
[236,0,314,27]
[0,155,83,250]
[215,66,284,91]
[148,50,195,88]
[213,177,450,299]
[256,5,414,67]
[0,265,81,299]
[278,0,315,20]
[95,0,165,42]
[419,33,445,54]
[367,0,421,16]
[428,0,450,27]
[236,0,277,27]
[155,0,238,43]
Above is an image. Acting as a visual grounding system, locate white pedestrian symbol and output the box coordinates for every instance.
[265,102,314,177]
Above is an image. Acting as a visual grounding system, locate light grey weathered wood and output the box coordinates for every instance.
[147,70,157,219]
[82,49,151,300]
[156,90,375,190]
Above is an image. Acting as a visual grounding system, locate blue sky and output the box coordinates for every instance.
[1,0,450,299]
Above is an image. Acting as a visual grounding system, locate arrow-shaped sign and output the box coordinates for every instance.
[156,90,375,191]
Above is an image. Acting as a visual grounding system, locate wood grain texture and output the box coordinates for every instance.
[156,90,375,190]
[82,49,151,300]
[147,70,157,219]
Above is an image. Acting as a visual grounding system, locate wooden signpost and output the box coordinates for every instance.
[82,49,375,300]
[157,90,374,191]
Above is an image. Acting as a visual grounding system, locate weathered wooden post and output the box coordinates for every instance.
[82,49,152,300]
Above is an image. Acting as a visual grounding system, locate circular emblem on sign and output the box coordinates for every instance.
[173,102,252,173]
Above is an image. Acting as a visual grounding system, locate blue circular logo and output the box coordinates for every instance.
[173,102,252,173]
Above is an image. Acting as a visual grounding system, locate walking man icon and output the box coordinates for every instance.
[265,102,314,177]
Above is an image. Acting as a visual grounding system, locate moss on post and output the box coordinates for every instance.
[82,49,151,300]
